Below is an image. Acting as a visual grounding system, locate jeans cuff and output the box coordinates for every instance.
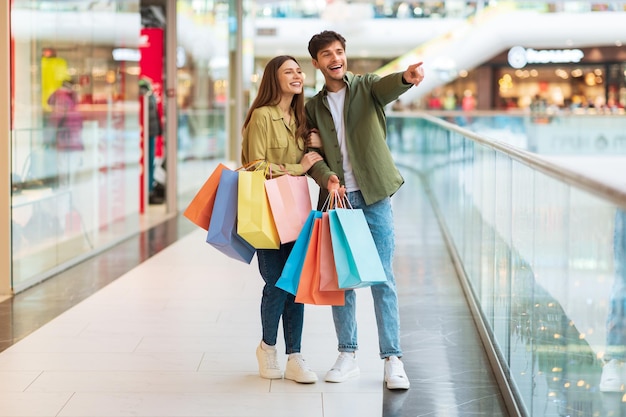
[338,345,358,352]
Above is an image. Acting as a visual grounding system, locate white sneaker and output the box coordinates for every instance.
[325,352,360,383]
[285,353,318,384]
[600,359,624,392]
[384,356,410,390]
[256,342,282,380]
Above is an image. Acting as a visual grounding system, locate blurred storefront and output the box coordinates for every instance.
[6,0,230,294]
[10,1,142,292]
[492,45,626,112]
[427,45,626,113]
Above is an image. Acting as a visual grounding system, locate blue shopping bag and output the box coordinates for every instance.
[275,210,321,295]
[206,169,256,264]
[328,207,387,289]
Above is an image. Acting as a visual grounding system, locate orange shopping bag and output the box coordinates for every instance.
[295,217,345,306]
[183,163,230,230]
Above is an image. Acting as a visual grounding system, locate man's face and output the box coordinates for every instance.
[312,40,347,87]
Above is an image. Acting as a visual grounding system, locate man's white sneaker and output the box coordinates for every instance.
[384,356,410,390]
[600,359,624,392]
[256,342,282,380]
[325,352,360,383]
[284,353,318,384]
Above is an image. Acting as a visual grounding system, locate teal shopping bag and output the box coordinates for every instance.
[275,210,321,295]
[328,208,387,289]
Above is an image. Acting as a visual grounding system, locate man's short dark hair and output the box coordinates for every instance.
[308,30,346,60]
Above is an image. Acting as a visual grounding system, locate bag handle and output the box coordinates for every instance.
[263,162,289,180]
[248,161,287,180]
[236,159,265,172]
[324,190,351,211]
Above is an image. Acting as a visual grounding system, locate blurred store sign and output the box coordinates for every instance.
[113,48,141,62]
[508,46,584,69]
[113,47,186,68]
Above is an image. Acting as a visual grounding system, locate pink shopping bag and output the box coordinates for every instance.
[265,174,312,243]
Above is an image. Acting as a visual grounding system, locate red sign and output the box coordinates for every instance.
[139,28,164,211]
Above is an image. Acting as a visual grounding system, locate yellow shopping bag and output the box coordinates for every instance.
[237,167,280,249]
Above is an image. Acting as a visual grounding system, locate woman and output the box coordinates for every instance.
[241,55,323,384]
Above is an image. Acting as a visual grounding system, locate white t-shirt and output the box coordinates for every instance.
[327,87,358,192]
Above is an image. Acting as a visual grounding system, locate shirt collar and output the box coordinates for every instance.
[322,72,353,96]
[267,105,283,121]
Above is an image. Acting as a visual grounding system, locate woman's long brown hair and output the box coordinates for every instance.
[243,55,307,145]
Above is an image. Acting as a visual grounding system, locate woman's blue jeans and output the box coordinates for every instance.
[257,241,303,354]
[332,190,402,359]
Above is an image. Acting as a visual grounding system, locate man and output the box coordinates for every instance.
[305,30,424,390]
[139,79,164,204]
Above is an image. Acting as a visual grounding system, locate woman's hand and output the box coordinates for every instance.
[300,151,323,171]
[307,128,323,149]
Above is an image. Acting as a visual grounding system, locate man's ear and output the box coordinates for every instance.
[311,59,319,70]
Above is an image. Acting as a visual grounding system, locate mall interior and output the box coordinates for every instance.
[1,1,626,416]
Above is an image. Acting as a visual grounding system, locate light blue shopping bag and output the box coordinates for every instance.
[328,207,387,289]
[275,210,322,295]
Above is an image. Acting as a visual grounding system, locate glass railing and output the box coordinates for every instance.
[389,112,626,417]
[423,110,626,153]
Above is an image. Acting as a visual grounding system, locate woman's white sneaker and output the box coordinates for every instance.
[256,342,282,379]
[284,353,318,383]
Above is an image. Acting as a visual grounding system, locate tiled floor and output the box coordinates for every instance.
[0,169,509,417]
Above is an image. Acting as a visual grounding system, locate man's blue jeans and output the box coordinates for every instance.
[257,242,303,354]
[331,190,402,359]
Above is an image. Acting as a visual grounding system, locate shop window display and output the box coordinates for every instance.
[10,1,142,291]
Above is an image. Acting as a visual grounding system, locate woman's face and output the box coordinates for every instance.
[277,59,303,97]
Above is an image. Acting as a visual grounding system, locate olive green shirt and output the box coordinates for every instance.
[241,105,307,177]
[305,71,412,206]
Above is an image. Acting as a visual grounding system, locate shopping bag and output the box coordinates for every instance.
[183,163,230,230]
[237,168,280,249]
[328,207,387,289]
[319,212,341,291]
[206,169,256,264]
[265,174,312,243]
[295,218,345,306]
[275,210,320,295]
